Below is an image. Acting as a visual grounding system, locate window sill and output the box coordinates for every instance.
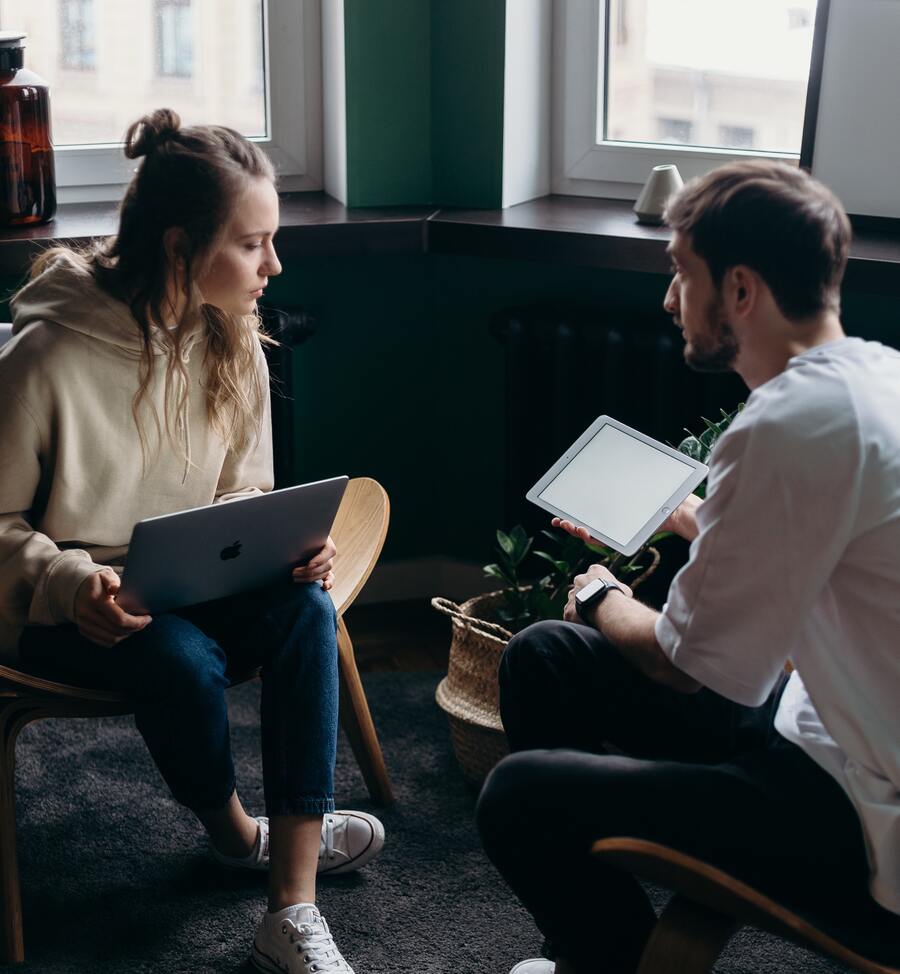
[1,193,899,294]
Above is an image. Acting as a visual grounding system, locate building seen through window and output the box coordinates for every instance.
[0,0,266,146]
[60,0,95,71]
[156,0,192,79]
[606,0,818,155]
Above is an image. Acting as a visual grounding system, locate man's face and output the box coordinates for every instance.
[664,232,740,373]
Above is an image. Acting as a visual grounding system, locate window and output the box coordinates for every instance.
[658,118,693,144]
[719,124,755,150]
[60,0,95,71]
[554,0,819,197]
[155,0,193,79]
[0,0,322,199]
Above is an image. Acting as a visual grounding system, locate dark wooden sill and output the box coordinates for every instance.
[2,192,899,293]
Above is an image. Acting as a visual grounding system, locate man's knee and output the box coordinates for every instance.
[477,750,556,844]
[500,619,577,691]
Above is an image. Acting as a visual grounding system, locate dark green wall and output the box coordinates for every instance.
[344,0,432,206]
[343,0,505,208]
[261,255,900,567]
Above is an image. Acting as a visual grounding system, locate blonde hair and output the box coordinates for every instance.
[28,107,276,462]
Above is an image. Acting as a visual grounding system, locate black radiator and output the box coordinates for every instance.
[259,305,316,488]
[490,307,747,532]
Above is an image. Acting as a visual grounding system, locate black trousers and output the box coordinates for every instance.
[476,620,897,974]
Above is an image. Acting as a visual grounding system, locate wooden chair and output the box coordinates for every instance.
[0,475,392,964]
[593,838,900,974]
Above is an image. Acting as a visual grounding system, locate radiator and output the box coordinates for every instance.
[490,308,746,532]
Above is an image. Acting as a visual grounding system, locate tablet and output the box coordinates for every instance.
[526,416,708,556]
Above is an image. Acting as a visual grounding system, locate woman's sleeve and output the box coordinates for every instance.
[214,344,275,503]
[0,389,103,629]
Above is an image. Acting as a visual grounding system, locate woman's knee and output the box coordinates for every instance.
[130,615,227,697]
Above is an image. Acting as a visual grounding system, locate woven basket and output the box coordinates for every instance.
[432,547,660,787]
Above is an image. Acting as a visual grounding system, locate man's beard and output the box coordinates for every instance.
[684,293,740,373]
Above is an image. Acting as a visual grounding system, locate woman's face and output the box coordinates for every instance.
[197,177,282,316]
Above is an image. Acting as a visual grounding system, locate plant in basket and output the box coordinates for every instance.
[433,405,742,786]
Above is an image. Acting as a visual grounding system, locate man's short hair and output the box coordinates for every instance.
[664,160,851,320]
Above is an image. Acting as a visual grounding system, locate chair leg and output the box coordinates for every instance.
[0,699,30,964]
[635,893,740,974]
[336,617,394,806]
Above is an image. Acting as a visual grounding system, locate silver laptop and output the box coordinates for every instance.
[116,476,348,615]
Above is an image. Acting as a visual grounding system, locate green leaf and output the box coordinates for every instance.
[496,530,514,557]
[483,563,508,582]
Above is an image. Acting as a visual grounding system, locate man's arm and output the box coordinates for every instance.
[565,565,702,694]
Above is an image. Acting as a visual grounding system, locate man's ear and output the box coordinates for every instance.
[727,265,755,315]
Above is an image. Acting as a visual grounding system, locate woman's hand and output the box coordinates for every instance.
[74,568,152,647]
[293,535,337,591]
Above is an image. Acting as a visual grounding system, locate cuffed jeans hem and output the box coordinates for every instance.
[178,779,237,815]
[266,797,335,816]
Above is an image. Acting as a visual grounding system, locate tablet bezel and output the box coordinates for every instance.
[526,415,709,556]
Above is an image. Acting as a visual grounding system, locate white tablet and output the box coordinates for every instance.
[526,416,709,556]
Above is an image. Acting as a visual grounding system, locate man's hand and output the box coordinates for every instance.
[563,563,632,624]
[74,569,152,647]
[292,535,337,591]
[659,493,704,541]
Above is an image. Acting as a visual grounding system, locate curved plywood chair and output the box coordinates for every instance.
[593,838,900,974]
[0,476,392,964]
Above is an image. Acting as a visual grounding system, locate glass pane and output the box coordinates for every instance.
[604,0,818,155]
[0,0,267,146]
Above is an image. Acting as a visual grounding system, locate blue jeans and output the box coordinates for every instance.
[19,580,339,817]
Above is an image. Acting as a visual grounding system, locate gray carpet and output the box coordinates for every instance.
[4,671,853,974]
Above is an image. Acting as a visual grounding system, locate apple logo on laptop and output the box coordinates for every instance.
[220,540,242,561]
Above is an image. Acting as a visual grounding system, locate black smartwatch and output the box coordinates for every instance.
[574,577,623,625]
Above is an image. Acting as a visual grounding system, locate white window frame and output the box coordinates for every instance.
[57,0,323,203]
[552,0,800,200]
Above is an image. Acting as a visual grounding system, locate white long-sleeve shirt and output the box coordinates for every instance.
[655,337,900,915]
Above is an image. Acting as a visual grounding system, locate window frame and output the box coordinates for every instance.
[552,0,802,200]
[55,0,323,203]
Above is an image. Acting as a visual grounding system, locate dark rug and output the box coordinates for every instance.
[4,672,852,974]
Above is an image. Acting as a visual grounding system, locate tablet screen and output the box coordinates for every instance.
[538,423,696,546]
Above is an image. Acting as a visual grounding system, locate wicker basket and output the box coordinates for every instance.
[432,548,660,787]
[432,592,512,787]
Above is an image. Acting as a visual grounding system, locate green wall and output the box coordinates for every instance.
[343,0,505,208]
[261,254,900,567]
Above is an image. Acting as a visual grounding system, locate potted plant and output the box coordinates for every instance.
[433,407,742,784]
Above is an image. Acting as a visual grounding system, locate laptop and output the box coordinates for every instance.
[116,476,349,615]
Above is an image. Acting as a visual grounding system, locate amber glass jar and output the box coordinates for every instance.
[0,32,56,226]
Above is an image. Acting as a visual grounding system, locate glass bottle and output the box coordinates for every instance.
[0,32,56,226]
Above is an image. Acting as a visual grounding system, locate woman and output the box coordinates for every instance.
[0,108,381,974]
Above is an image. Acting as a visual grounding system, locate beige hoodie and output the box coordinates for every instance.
[0,252,273,660]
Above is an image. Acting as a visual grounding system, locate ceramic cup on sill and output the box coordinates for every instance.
[633,164,684,226]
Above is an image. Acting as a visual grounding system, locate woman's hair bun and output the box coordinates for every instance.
[124,108,182,160]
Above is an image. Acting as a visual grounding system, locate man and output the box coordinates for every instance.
[477,161,900,974]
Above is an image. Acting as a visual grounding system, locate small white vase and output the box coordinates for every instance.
[633,164,684,226]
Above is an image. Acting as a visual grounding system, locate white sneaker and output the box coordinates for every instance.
[211,811,385,875]
[509,961,555,974]
[252,903,354,974]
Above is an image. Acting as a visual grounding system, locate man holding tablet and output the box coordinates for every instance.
[478,161,900,974]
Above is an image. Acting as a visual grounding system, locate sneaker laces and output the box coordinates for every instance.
[321,816,337,862]
[285,915,351,974]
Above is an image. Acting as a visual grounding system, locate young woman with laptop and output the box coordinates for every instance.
[0,109,378,974]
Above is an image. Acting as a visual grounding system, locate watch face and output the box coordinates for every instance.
[576,578,607,604]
